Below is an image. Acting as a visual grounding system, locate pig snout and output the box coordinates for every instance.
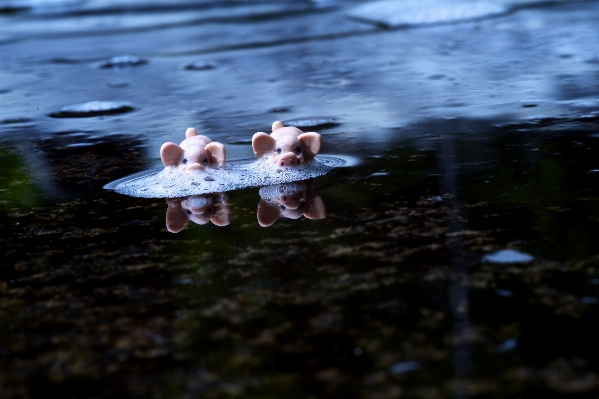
[183,162,205,172]
[279,195,302,209]
[277,152,301,167]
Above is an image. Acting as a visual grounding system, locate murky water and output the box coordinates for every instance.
[2,1,599,398]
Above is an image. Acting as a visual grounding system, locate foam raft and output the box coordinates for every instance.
[104,156,351,198]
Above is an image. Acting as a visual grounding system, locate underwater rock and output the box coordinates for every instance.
[1,117,31,124]
[184,61,217,71]
[282,117,339,129]
[389,361,421,375]
[48,101,134,118]
[347,0,506,28]
[483,249,534,264]
[268,106,291,113]
[100,55,147,69]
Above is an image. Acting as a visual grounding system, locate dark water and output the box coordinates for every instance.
[2,1,599,398]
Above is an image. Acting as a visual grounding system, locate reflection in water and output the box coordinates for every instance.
[163,180,327,231]
[165,192,230,233]
[257,179,326,227]
[438,136,473,399]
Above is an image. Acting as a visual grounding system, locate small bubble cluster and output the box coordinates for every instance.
[111,158,334,198]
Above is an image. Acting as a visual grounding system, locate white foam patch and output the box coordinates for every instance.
[109,158,334,198]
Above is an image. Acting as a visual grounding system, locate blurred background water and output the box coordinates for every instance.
[2,0,599,398]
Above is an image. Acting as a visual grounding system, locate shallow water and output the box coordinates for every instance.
[2,1,599,398]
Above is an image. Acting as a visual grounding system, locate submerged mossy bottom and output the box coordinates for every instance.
[2,124,599,398]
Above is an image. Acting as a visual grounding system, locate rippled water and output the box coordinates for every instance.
[2,1,599,398]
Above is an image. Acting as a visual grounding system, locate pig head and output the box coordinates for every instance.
[160,127,226,171]
[257,180,326,227]
[166,192,230,232]
[252,121,322,167]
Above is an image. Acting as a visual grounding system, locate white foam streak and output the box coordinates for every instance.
[110,158,333,198]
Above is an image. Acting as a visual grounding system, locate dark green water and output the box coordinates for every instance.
[3,118,599,397]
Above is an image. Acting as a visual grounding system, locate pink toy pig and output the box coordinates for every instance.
[165,192,230,233]
[252,121,322,167]
[160,127,226,171]
[257,180,326,227]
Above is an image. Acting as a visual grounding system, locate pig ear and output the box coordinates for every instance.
[205,142,226,166]
[299,132,322,161]
[252,132,276,158]
[272,121,284,131]
[304,181,326,220]
[211,202,231,226]
[160,142,185,167]
[305,195,326,220]
[257,200,280,227]
[185,127,198,138]
[165,199,189,233]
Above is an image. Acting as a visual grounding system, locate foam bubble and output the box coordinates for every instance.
[184,61,217,71]
[108,158,335,198]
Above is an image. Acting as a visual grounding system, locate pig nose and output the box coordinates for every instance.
[279,152,299,167]
[185,162,204,172]
[282,195,301,209]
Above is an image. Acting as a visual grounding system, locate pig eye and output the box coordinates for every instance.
[203,158,208,164]
[183,158,188,164]
[295,146,302,154]
[279,204,286,210]
[277,148,281,154]
[186,210,192,215]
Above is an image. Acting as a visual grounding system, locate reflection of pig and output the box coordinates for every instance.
[160,128,226,171]
[257,180,326,227]
[252,121,322,168]
[165,192,230,233]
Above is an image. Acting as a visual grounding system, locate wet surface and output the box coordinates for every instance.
[2,1,599,398]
